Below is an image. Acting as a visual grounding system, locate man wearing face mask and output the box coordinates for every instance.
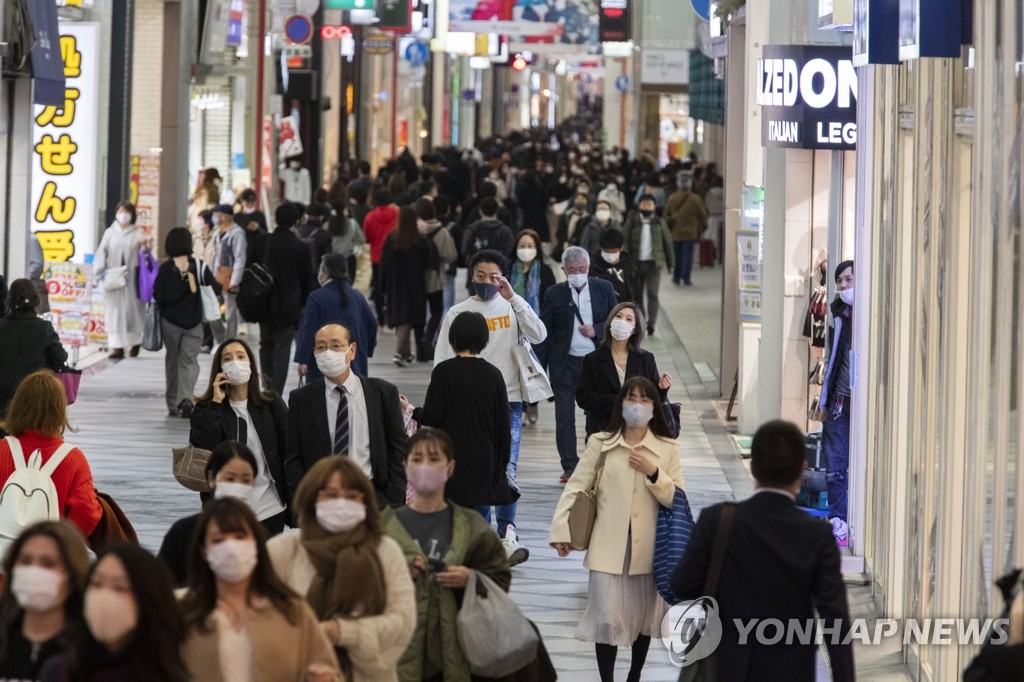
[622,194,674,336]
[280,155,312,205]
[590,228,634,303]
[578,199,623,260]
[819,260,855,548]
[211,203,247,342]
[553,191,592,262]
[285,323,408,507]
[536,247,617,482]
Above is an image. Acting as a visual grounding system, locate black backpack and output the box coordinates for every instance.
[236,263,274,323]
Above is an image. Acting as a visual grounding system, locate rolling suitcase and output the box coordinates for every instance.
[699,238,717,267]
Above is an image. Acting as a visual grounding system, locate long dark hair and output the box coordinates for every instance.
[600,302,647,352]
[389,206,426,251]
[194,338,274,407]
[0,521,90,662]
[327,200,350,237]
[604,376,673,440]
[181,499,299,631]
[73,545,188,681]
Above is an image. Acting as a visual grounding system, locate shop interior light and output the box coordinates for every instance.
[511,54,528,71]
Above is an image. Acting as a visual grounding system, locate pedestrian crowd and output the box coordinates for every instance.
[0,119,866,682]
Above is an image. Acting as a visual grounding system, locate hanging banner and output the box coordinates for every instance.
[42,261,93,346]
[227,0,247,46]
[30,22,101,264]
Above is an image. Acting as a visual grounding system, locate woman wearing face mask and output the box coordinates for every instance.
[40,544,188,681]
[157,441,260,586]
[579,200,623,260]
[153,227,220,418]
[549,377,684,682]
[507,230,556,425]
[0,521,89,681]
[180,499,343,682]
[267,457,416,682]
[190,339,291,534]
[382,429,512,682]
[399,313,513,515]
[576,302,672,440]
[92,201,148,360]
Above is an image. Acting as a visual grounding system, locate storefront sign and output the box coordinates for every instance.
[320,25,353,39]
[640,49,689,86]
[227,0,246,46]
[757,45,857,151]
[26,0,65,106]
[363,35,395,54]
[325,0,371,7]
[376,0,412,33]
[737,231,762,322]
[30,22,100,264]
[599,0,631,42]
[135,154,160,233]
[898,0,970,60]
[449,0,595,45]
[852,0,899,65]
[42,261,93,346]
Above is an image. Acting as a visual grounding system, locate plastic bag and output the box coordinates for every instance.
[457,570,539,677]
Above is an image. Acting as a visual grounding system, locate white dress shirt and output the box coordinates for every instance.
[569,284,596,357]
[228,400,286,520]
[639,219,654,261]
[324,374,372,479]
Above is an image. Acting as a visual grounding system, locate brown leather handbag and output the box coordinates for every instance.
[567,449,609,551]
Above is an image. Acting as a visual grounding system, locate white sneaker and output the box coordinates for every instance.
[830,517,848,547]
[501,525,530,566]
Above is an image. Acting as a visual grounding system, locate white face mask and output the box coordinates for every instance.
[622,403,655,428]
[242,205,256,214]
[566,273,588,289]
[12,565,65,612]
[839,288,854,306]
[84,588,137,646]
[115,212,131,226]
[601,250,620,264]
[315,498,366,533]
[517,247,537,263]
[595,209,611,223]
[609,319,635,341]
[205,538,258,584]
[290,160,301,169]
[315,349,350,378]
[222,360,252,386]
[214,481,254,504]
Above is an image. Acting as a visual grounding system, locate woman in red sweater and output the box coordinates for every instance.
[362,189,399,325]
[0,371,101,539]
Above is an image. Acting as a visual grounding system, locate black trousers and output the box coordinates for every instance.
[258,322,295,396]
[371,262,385,323]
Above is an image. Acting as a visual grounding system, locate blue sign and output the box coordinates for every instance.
[405,41,430,67]
[852,0,898,66]
[284,15,313,44]
[690,0,710,21]
[615,75,630,93]
[898,0,970,60]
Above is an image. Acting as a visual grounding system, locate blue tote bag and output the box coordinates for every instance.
[653,486,696,605]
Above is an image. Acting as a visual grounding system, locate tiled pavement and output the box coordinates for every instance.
[66,261,910,681]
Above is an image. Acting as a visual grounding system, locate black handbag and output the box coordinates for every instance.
[663,400,682,439]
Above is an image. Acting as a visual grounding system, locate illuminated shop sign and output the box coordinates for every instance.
[30,22,100,263]
[599,0,631,42]
[757,45,856,151]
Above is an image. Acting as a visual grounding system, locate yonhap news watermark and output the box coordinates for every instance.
[661,598,1010,667]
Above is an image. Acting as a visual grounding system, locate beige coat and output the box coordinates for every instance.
[549,430,684,575]
[267,531,417,682]
[181,596,343,682]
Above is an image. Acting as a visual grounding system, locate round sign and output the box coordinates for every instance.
[284,15,313,44]
[615,75,630,93]
[405,41,430,67]
[690,0,710,21]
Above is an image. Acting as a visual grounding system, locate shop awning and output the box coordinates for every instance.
[26,0,65,106]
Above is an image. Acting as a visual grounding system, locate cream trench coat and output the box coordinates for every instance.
[549,430,684,576]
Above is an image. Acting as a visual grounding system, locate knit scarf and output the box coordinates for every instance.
[510,259,541,312]
[300,521,387,620]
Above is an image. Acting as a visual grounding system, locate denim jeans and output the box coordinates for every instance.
[673,240,695,283]
[551,355,585,475]
[822,396,850,521]
[442,273,456,315]
[477,402,523,538]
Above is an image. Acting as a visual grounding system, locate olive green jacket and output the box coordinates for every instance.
[622,213,675,270]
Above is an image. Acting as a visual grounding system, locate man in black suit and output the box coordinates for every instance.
[536,246,617,481]
[285,322,407,507]
[672,420,855,681]
[259,203,313,395]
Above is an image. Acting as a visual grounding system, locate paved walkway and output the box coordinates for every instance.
[66,260,908,680]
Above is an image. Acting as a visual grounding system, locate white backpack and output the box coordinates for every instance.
[0,436,73,546]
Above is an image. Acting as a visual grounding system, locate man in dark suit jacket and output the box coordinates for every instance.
[285,322,407,507]
[672,420,855,682]
[259,203,314,395]
[536,246,617,480]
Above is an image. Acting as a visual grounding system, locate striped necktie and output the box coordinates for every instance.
[333,386,350,456]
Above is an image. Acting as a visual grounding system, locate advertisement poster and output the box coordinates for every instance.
[30,22,100,264]
[135,154,160,233]
[42,261,93,346]
[737,230,762,322]
[450,0,597,45]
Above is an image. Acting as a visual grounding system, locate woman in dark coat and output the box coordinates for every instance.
[381,206,437,367]
[576,301,673,439]
[403,312,514,509]
[188,337,290,534]
[0,279,68,421]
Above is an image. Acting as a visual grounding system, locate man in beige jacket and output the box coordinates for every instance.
[664,174,708,286]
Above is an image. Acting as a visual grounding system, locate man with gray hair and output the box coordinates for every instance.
[536,246,618,480]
